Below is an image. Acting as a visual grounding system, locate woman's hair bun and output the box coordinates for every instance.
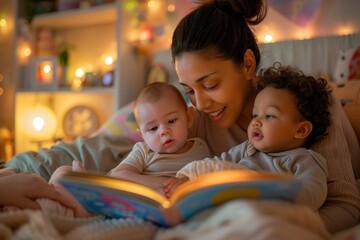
[201,0,267,25]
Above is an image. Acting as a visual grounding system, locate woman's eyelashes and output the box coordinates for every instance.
[203,81,219,91]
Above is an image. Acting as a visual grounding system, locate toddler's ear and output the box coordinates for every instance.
[186,107,195,128]
[295,121,313,139]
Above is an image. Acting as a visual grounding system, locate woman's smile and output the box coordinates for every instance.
[208,106,226,120]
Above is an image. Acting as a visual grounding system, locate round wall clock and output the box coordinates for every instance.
[63,105,99,139]
[147,63,168,84]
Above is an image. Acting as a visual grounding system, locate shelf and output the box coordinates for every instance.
[32,3,117,29]
[16,86,114,94]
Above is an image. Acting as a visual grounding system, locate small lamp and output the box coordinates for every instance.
[21,105,58,148]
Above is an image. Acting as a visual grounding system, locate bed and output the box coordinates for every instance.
[1,33,360,240]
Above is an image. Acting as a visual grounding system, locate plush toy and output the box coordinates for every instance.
[333,46,360,84]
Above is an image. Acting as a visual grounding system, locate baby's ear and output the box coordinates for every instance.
[295,120,313,139]
[136,129,144,140]
[186,107,195,128]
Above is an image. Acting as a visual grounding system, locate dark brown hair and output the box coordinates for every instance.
[171,0,267,69]
[257,63,333,147]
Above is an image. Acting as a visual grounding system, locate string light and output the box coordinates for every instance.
[104,56,114,66]
[0,18,6,28]
[167,4,176,13]
[263,34,273,43]
[75,68,85,78]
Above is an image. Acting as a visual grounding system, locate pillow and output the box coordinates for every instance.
[333,46,360,84]
[93,101,142,143]
[344,105,360,142]
[330,79,360,106]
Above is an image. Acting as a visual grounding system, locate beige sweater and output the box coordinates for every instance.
[188,95,360,233]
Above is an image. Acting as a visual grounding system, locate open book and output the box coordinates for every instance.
[59,170,301,227]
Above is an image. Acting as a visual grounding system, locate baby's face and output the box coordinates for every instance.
[248,87,304,153]
[136,92,190,154]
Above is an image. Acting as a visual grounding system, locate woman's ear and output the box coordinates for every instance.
[295,121,313,139]
[186,107,195,128]
[243,49,256,80]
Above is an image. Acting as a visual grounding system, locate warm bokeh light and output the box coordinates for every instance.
[147,0,156,9]
[104,56,114,65]
[43,64,52,73]
[17,41,32,63]
[32,116,45,131]
[75,68,85,78]
[21,105,58,140]
[72,77,84,90]
[263,34,273,43]
[337,26,355,36]
[37,61,53,83]
[0,18,6,28]
[167,4,176,12]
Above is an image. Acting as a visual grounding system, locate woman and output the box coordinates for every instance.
[0,171,74,210]
[171,0,360,233]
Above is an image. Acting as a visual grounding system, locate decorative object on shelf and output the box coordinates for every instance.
[0,127,13,162]
[63,105,99,140]
[36,28,56,56]
[21,105,58,149]
[57,42,74,87]
[16,19,32,65]
[101,70,114,86]
[126,0,194,53]
[30,56,59,90]
[147,63,168,84]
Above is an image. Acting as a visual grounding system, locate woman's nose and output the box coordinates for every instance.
[193,92,211,111]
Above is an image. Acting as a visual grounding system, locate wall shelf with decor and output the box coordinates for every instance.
[31,2,117,29]
[14,0,147,153]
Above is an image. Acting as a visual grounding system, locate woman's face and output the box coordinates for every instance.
[174,52,254,129]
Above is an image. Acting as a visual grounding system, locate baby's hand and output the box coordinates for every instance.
[72,160,86,172]
[163,177,189,198]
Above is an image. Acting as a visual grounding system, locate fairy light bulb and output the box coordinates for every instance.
[104,56,113,65]
[167,4,176,12]
[264,34,273,43]
[75,68,85,78]
[43,64,52,73]
[0,18,6,28]
[32,117,45,131]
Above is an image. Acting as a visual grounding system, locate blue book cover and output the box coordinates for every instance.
[59,170,302,227]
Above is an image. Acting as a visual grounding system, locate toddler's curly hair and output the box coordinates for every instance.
[257,63,333,147]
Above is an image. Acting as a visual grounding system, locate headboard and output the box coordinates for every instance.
[151,32,360,85]
[258,33,360,83]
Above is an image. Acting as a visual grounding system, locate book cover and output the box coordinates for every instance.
[59,169,302,227]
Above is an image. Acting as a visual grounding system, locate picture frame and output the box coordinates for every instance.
[146,63,168,85]
[30,56,58,91]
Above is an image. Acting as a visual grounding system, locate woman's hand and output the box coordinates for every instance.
[0,173,75,210]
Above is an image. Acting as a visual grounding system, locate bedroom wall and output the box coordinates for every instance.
[255,0,360,43]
